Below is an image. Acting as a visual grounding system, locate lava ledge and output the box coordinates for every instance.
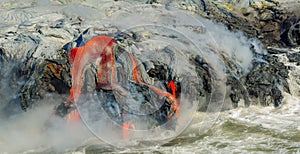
[0,0,299,116]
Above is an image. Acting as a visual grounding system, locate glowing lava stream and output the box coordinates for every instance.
[67,35,179,138]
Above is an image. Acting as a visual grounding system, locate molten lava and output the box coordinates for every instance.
[168,80,176,98]
[68,36,115,103]
[66,110,80,122]
[129,53,179,118]
[66,35,179,138]
[168,80,178,117]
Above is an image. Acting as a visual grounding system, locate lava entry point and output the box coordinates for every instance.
[65,5,227,147]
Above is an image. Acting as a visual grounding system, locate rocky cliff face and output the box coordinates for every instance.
[0,0,299,118]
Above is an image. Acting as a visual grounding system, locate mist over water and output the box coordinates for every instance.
[0,63,91,152]
[0,0,299,153]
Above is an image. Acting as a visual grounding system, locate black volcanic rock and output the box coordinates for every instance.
[287,52,300,62]
[0,0,298,118]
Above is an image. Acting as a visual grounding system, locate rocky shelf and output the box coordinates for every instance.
[0,0,299,118]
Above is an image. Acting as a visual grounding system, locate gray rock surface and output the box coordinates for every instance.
[0,0,299,119]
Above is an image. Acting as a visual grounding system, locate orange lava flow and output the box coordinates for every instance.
[121,112,136,139]
[129,53,179,118]
[68,36,115,103]
[168,80,176,98]
[168,80,179,117]
[66,36,115,122]
[66,110,80,122]
[67,35,179,138]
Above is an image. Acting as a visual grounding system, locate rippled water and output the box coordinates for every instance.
[168,95,300,153]
[75,94,300,153]
[0,0,299,153]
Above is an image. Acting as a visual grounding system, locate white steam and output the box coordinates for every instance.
[0,100,91,153]
[109,5,265,74]
[0,61,91,153]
